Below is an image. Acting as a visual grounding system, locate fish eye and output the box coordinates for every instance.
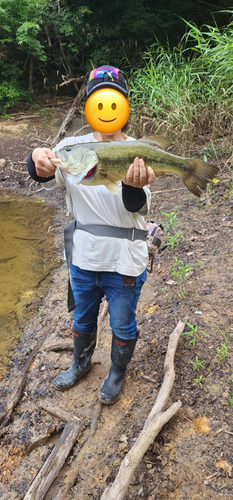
[98,103,103,110]
[111,103,116,110]
[66,147,72,151]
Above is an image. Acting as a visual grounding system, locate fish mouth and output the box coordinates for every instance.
[83,164,97,180]
[98,118,116,122]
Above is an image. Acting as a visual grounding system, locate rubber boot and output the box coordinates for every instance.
[54,327,97,391]
[99,332,138,405]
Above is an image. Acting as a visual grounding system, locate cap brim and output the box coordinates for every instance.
[86,81,128,98]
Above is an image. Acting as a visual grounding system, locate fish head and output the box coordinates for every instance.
[55,144,99,183]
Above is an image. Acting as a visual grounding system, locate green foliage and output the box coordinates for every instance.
[189,355,205,371]
[128,14,233,142]
[0,0,233,117]
[162,210,180,230]
[172,257,193,284]
[193,374,203,388]
[229,393,233,408]
[215,325,229,362]
[182,322,209,346]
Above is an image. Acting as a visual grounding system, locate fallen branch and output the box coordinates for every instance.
[0,323,53,425]
[59,76,84,87]
[51,78,87,147]
[52,401,102,500]
[14,115,39,121]
[27,187,45,196]
[23,417,82,500]
[44,342,74,352]
[101,319,186,500]
[39,399,75,422]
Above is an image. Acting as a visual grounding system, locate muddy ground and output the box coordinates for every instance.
[0,103,232,500]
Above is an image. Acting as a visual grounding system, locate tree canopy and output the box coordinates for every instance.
[0,0,232,109]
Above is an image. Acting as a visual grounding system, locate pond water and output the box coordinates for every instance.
[0,191,56,377]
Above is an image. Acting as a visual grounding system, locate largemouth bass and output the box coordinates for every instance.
[52,136,219,197]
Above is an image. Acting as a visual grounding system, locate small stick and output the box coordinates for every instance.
[224,430,233,436]
[44,342,74,352]
[141,375,158,383]
[151,187,187,194]
[38,225,53,244]
[28,187,45,196]
[39,400,78,423]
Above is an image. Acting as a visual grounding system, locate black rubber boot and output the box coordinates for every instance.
[99,332,138,405]
[54,327,96,391]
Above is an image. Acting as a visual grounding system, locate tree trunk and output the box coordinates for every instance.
[29,56,34,92]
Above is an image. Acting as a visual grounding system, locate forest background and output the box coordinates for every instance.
[0,0,233,145]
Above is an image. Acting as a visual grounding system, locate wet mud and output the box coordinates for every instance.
[0,108,232,499]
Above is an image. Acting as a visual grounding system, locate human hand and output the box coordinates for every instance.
[32,148,58,177]
[123,157,156,188]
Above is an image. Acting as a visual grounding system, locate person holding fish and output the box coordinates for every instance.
[27,65,218,404]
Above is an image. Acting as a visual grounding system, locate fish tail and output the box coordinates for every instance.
[184,159,219,197]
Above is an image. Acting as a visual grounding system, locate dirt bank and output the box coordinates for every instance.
[0,107,232,499]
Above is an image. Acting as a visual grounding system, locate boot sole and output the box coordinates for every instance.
[98,393,120,405]
[54,365,92,391]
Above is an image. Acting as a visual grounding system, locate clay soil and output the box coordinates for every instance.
[0,103,232,500]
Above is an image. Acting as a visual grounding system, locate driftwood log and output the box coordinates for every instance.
[0,323,53,425]
[23,416,82,500]
[101,319,186,500]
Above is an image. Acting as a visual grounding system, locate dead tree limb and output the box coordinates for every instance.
[39,400,75,422]
[44,342,74,352]
[52,401,102,500]
[23,417,82,500]
[51,79,87,147]
[0,323,53,425]
[101,319,186,500]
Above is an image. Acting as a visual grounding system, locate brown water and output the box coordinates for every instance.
[0,191,56,377]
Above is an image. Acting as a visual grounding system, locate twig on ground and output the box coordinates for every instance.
[38,225,54,244]
[141,375,158,383]
[44,342,74,352]
[151,187,187,194]
[27,187,45,196]
[39,399,77,422]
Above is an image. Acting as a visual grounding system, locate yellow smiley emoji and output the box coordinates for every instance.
[85,88,130,133]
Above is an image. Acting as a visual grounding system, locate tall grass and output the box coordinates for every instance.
[128,17,233,149]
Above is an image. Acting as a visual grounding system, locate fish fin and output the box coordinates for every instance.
[50,157,61,165]
[141,135,173,150]
[184,159,219,197]
[100,170,123,183]
[104,181,121,195]
[98,171,122,194]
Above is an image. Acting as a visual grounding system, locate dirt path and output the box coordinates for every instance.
[0,110,232,499]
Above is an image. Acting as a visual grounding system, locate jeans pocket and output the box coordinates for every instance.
[122,275,136,287]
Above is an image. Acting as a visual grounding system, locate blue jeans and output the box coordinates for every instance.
[70,264,147,340]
